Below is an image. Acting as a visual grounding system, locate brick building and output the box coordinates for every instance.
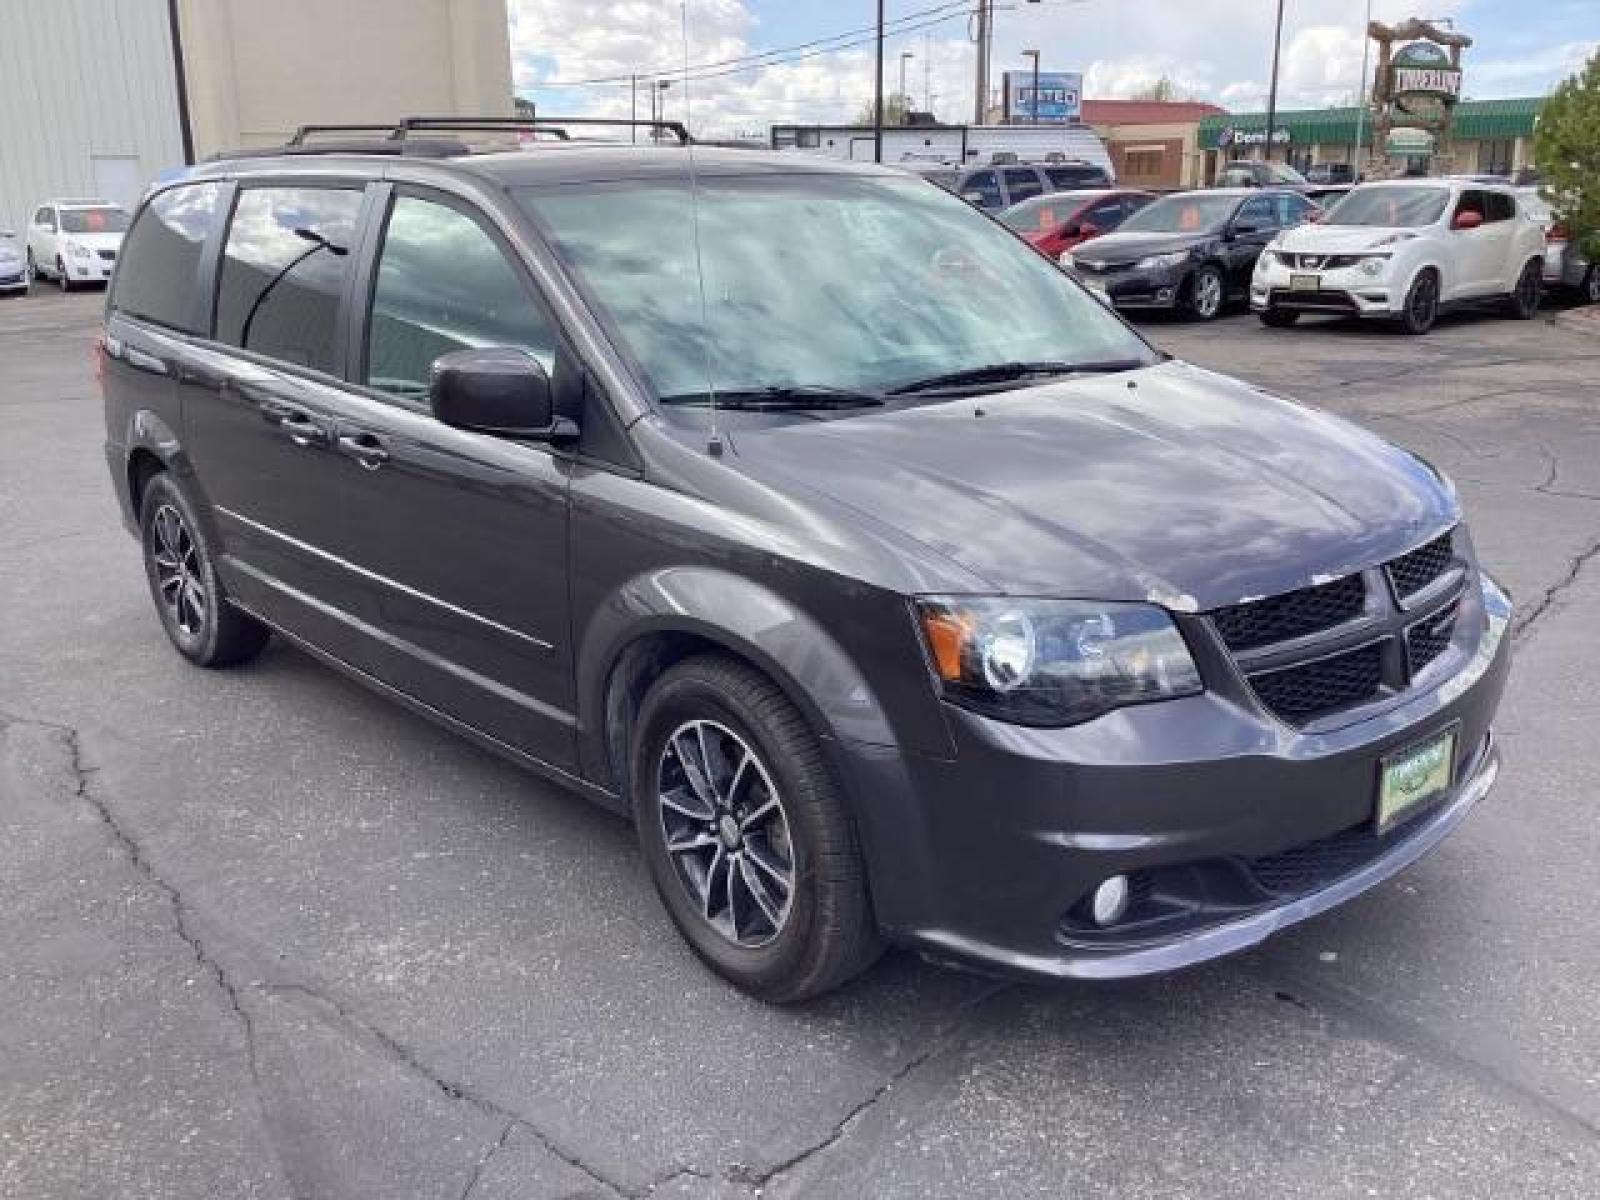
[1080,100,1228,190]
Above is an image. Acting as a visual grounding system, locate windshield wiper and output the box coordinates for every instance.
[658,385,885,411]
[888,359,1149,396]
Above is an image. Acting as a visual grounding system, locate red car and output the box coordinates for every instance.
[999,189,1156,259]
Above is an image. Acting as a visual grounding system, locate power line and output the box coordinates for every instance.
[518,0,973,89]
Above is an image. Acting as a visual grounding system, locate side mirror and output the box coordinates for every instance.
[1231,221,1261,237]
[1452,210,1484,231]
[429,348,574,440]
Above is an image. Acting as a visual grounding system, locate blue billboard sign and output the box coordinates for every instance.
[1003,71,1083,123]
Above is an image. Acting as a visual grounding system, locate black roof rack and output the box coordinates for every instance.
[224,116,694,162]
[397,116,692,145]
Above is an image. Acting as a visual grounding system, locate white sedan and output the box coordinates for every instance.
[0,231,27,293]
[1251,179,1547,334]
[25,199,130,290]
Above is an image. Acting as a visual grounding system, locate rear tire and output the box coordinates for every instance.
[1505,259,1541,319]
[1582,265,1600,306]
[1182,265,1224,321]
[1258,308,1300,327]
[1396,269,1439,335]
[139,472,270,667]
[631,654,883,1003]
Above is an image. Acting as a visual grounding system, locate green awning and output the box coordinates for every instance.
[1198,98,1541,148]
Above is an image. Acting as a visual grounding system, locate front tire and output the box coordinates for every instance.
[56,256,72,292]
[140,472,270,667]
[1505,259,1541,319]
[1182,265,1224,321]
[1258,308,1300,327]
[1583,265,1600,306]
[631,655,882,1003]
[1397,269,1439,335]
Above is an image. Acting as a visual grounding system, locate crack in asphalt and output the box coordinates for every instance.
[732,980,1012,1192]
[261,982,629,1197]
[1512,533,1600,643]
[458,1120,516,1200]
[2,711,630,1200]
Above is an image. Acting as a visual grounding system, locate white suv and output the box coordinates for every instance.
[25,199,131,290]
[1251,179,1546,334]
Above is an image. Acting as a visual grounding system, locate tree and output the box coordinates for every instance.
[853,92,913,126]
[1130,77,1179,103]
[1535,49,1600,261]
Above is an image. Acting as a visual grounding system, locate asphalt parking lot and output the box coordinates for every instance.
[3,286,1599,1199]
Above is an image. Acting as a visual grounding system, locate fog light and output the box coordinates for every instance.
[1091,875,1131,926]
[1157,288,1173,301]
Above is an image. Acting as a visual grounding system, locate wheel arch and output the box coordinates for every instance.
[576,568,900,801]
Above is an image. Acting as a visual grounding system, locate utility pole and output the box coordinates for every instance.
[973,0,990,124]
[1023,50,1041,124]
[899,51,914,118]
[1264,0,1285,162]
[873,0,884,161]
[924,33,932,113]
[1352,0,1373,175]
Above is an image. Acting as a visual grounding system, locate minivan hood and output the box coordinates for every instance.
[727,361,1457,611]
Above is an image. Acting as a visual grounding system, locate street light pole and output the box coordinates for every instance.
[973,0,990,124]
[873,0,884,162]
[900,51,914,118]
[1353,0,1373,175]
[1023,50,1041,125]
[1264,0,1285,163]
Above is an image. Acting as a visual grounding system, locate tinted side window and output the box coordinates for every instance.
[34,207,53,227]
[214,186,363,373]
[1084,199,1126,228]
[1455,190,1487,221]
[1238,195,1278,228]
[1484,191,1515,222]
[1002,168,1044,204]
[1046,166,1108,188]
[961,171,1002,209]
[366,195,558,399]
[110,183,225,332]
[1276,193,1312,226]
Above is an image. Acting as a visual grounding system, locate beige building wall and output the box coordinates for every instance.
[1086,121,1208,188]
[177,0,514,158]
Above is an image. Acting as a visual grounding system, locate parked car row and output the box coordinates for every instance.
[0,198,129,295]
[1026,176,1584,333]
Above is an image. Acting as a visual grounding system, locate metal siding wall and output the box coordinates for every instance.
[0,0,184,233]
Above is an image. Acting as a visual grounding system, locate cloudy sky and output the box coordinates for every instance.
[508,0,1596,137]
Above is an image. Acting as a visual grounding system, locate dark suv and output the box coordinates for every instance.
[102,119,1511,1002]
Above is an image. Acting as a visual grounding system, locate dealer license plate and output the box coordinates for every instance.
[1376,725,1457,833]
[1289,273,1321,292]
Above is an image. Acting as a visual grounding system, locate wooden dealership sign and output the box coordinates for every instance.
[1365,17,1472,178]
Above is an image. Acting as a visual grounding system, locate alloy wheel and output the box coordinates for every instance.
[1514,262,1541,316]
[151,503,207,637]
[656,719,795,948]
[1193,270,1222,319]
[1409,273,1438,330]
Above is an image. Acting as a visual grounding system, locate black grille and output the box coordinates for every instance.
[1074,257,1135,275]
[1387,531,1454,600]
[1246,823,1391,895]
[1250,641,1385,723]
[97,249,117,261]
[1209,574,1365,652]
[1286,253,1362,270]
[1406,601,1459,676]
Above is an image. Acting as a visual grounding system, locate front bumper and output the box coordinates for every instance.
[1251,259,1402,318]
[0,266,26,290]
[1073,263,1187,310]
[66,254,115,282]
[840,573,1512,982]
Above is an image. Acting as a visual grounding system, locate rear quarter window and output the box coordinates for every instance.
[109,183,227,333]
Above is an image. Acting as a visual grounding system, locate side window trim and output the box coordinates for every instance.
[348,181,572,413]
[337,181,394,385]
[188,180,238,338]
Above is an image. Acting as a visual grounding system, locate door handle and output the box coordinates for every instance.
[278,411,327,448]
[336,433,391,470]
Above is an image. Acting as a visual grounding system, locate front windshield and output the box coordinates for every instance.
[999,191,1101,233]
[1118,193,1238,234]
[517,173,1152,401]
[60,207,130,234]
[1323,186,1449,228]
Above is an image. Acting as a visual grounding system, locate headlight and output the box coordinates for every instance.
[1256,250,1278,270]
[1135,250,1190,271]
[914,597,1202,726]
[1359,256,1387,276]
[1059,252,1076,269]
[69,243,93,259]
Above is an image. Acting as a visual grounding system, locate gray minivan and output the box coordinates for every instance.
[101,119,1510,1001]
